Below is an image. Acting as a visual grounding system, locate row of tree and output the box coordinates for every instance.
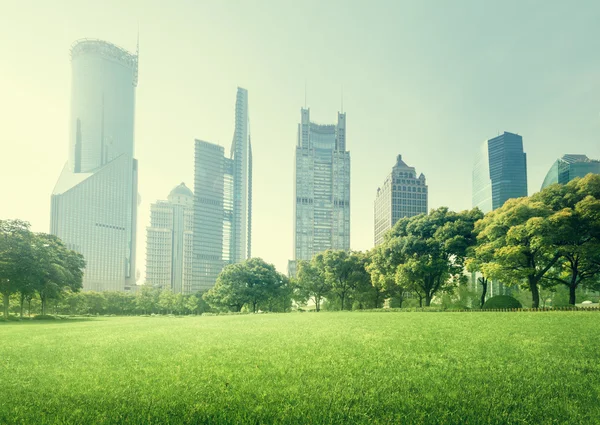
[0,220,85,318]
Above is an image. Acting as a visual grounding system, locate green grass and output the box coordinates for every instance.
[1,312,599,424]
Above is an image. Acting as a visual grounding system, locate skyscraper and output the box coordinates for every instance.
[192,88,252,291]
[472,131,528,213]
[541,154,600,189]
[290,108,350,274]
[50,39,139,292]
[145,183,194,294]
[374,155,428,246]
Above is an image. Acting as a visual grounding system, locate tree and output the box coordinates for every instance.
[204,258,289,313]
[30,233,85,315]
[388,208,483,306]
[295,257,330,312]
[532,175,600,304]
[0,220,33,318]
[158,289,175,314]
[316,250,369,311]
[475,198,560,308]
[136,284,159,314]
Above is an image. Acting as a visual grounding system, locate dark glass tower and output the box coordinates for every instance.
[541,154,600,189]
[472,132,528,213]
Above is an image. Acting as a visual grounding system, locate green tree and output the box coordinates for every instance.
[533,175,600,304]
[317,250,369,311]
[158,289,175,314]
[0,220,34,318]
[389,208,482,306]
[136,284,159,314]
[295,258,330,312]
[203,263,249,312]
[475,198,560,308]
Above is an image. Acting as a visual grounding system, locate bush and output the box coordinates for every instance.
[482,295,522,310]
[32,315,58,320]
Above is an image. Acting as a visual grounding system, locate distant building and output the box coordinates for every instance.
[472,131,528,213]
[374,155,428,246]
[290,108,350,275]
[192,88,252,291]
[145,183,194,294]
[51,39,139,292]
[541,154,600,189]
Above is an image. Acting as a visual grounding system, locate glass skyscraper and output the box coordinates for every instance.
[472,131,527,213]
[192,88,252,291]
[290,108,350,274]
[50,39,139,292]
[374,155,428,246]
[145,183,194,294]
[541,154,600,189]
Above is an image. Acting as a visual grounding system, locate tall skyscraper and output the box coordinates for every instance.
[541,154,600,189]
[472,131,527,213]
[374,155,428,246]
[193,88,252,291]
[50,39,139,292]
[145,183,194,294]
[290,108,350,274]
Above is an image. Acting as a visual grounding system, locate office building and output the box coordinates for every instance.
[541,154,600,189]
[290,108,350,274]
[50,39,139,291]
[374,155,428,246]
[472,131,527,213]
[192,88,252,290]
[145,183,194,294]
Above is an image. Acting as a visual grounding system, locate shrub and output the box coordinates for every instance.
[482,295,522,310]
[32,315,58,320]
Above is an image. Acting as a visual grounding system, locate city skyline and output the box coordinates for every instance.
[3,2,600,276]
[541,154,600,190]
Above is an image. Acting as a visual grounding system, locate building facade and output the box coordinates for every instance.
[472,131,528,213]
[192,88,252,291]
[374,155,428,246]
[51,39,139,292]
[145,183,194,294]
[541,154,600,189]
[291,108,350,273]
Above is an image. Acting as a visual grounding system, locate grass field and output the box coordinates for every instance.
[1,312,599,425]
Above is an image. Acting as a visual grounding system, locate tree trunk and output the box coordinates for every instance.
[418,294,423,308]
[315,296,321,312]
[340,295,345,311]
[569,284,577,306]
[528,277,539,308]
[41,296,47,316]
[2,292,9,319]
[28,299,32,317]
[424,294,432,307]
[19,295,24,318]
[480,278,488,309]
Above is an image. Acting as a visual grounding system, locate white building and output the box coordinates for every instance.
[374,155,428,246]
[290,108,350,274]
[51,39,139,292]
[145,183,194,294]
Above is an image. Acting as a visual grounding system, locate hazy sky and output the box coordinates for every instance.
[2,0,600,277]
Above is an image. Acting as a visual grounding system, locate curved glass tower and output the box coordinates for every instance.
[51,39,139,292]
[541,154,600,189]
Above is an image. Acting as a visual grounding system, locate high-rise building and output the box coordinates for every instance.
[50,39,139,292]
[374,155,428,246]
[541,154,600,189]
[145,183,194,294]
[472,131,528,213]
[192,88,252,291]
[290,108,350,273]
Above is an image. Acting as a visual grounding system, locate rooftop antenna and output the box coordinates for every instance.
[304,80,307,108]
[341,85,344,114]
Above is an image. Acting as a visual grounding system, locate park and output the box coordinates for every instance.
[1,312,599,424]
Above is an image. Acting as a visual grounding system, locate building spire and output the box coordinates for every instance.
[304,80,307,108]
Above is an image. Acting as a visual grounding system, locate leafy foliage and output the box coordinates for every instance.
[482,295,523,310]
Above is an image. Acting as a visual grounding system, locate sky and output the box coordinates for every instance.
[1,0,600,278]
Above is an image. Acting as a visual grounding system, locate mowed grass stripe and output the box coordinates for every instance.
[1,313,598,424]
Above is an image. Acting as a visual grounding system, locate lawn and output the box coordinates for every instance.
[1,312,599,424]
